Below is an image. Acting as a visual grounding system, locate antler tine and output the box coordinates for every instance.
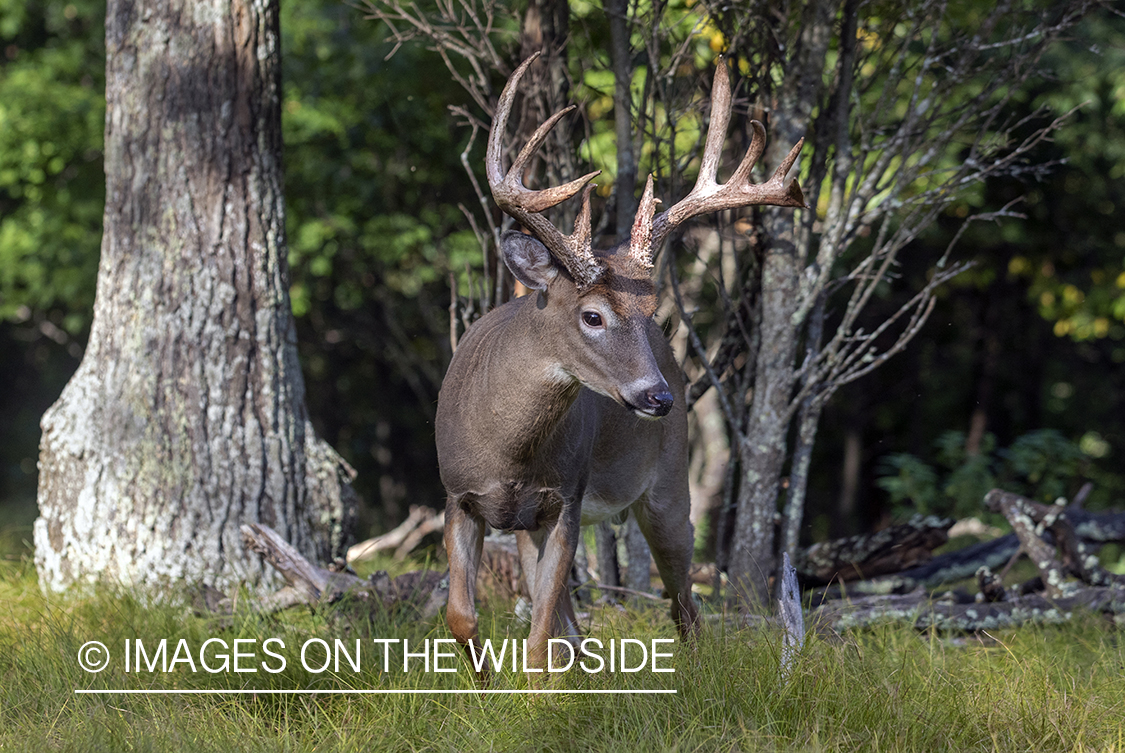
[487,52,603,288]
[730,120,768,186]
[642,60,808,255]
[572,184,594,249]
[628,175,659,269]
[697,54,734,191]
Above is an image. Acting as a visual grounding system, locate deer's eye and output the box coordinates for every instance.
[581,311,604,328]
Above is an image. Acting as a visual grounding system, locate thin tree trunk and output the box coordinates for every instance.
[782,291,826,559]
[519,0,575,210]
[607,0,637,239]
[34,0,355,594]
[726,0,838,608]
[782,400,822,560]
[623,514,652,595]
[728,225,801,604]
[837,428,862,533]
[595,521,621,591]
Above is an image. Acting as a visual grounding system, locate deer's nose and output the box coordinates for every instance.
[645,389,675,417]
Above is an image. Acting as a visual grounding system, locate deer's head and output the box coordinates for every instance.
[487,53,807,419]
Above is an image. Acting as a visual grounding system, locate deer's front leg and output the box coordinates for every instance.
[444,498,486,660]
[524,497,582,668]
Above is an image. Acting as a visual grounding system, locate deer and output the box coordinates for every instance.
[436,52,806,674]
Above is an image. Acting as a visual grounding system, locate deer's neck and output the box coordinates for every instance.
[443,295,585,470]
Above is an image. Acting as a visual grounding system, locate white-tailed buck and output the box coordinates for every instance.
[436,53,805,672]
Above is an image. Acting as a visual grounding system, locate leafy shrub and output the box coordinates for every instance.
[877,429,1092,521]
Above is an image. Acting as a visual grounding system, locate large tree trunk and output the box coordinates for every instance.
[34,0,355,594]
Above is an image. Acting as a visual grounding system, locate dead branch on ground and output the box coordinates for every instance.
[240,523,449,619]
[347,505,446,563]
[807,489,1125,633]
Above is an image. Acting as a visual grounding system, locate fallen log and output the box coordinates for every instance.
[811,534,1021,601]
[993,492,1125,542]
[984,490,1125,593]
[985,490,1073,598]
[810,501,1125,602]
[810,489,1125,631]
[240,523,449,619]
[809,585,1125,633]
[794,514,952,586]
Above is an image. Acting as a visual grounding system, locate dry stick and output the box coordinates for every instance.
[587,582,664,602]
[1072,481,1094,509]
[810,584,1125,634]
[976,566,1008,603]
[1051,515,1113,587]
[997,489,1125,594]
[242,522,450,618]
[995,542,1025,583]
[242,523,331,600]
[347,506,436,563]
[778,552,804,682]
[393,511,446,561]
[448,271,459,353]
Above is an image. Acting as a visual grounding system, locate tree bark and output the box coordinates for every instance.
[726,0,838,608]
[34,0,355,594]
[607,0,637,241]
[623,514,652,595]
[809,586,1125,633]
[518,0,576,210]
[794,515,951,586]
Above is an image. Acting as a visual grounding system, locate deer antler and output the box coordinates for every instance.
[629,60,808,267]
[487,52,603,289]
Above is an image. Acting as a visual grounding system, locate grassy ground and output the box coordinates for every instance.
[2,539,1124,752]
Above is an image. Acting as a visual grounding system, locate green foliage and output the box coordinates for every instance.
[0,0,104,333]
[976,15,1125,346]
[278,1,489,529]
[876,453,941,514]
[877,429,1094,521]
[570,0,714,192]
[2,559,1124,751]
[281,0,481,302]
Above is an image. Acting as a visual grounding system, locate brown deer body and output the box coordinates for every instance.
[437,53,805,671]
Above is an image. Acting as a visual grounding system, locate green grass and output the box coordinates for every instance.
[1,551,1124,753]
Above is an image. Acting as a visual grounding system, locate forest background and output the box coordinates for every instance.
[2,0,1124,569]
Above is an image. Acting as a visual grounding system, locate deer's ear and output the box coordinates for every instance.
[501,230,558,291]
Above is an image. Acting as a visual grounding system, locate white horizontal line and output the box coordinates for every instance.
[75,688,676,695]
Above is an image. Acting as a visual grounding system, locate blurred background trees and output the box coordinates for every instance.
[2,0,1122,592]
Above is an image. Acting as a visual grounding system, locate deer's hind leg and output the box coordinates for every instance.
[515,496,582,668]
[632,484,700,639]
[516,531,582,646]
